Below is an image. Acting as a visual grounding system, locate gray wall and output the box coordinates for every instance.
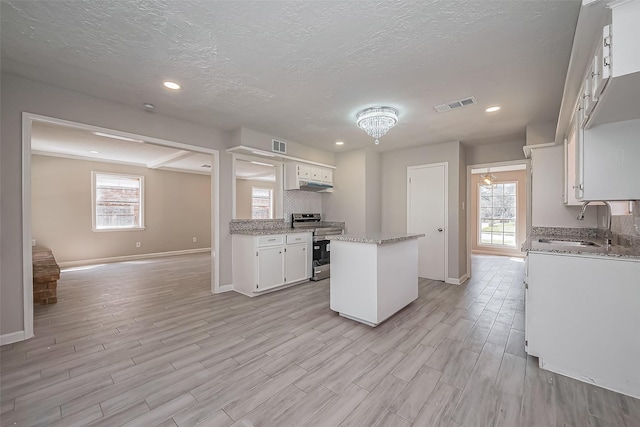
[365,149,382,233]
[323,148,381,234]
[239,127,336,166]
[323,149,366,233]
[464,139,526,165]
[381,141,466,281]
[32,155,211,263]
[526,122,556,146]
[1,72,234,336]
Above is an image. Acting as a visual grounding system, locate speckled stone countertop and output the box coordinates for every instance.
[231,228,312,236]
[523,234,640,260]
[328,233,425,245]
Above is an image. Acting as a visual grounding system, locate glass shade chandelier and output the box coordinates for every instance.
[356,106,399,145]
[482,172,497,185]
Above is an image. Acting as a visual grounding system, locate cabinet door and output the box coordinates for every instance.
[285,244,308,284]
[310,167,322,182]
[321,168,333,184]
[257,246,284,291]
[297,164,312,180]
[565,117,581,205]
[574,116,584,200]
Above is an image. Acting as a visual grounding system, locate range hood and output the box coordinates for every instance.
[298,181,333,192]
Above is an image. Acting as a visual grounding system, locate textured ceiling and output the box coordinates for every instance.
[1,1,581,152]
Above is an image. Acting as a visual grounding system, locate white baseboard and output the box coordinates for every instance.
[472,249,525,258]
[58,248,212,268]
[0,330,26,346]
[446,273,469,285]
[217,284,234,293]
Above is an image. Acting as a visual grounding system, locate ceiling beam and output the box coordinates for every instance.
[146,150,192,169]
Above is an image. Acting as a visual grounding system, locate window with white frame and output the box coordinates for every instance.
[479,182,517,246]
[92,172,144,230]
[251,187,273,219]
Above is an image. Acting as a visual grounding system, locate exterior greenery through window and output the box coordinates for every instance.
[251,187,273,219]
[479,182,517,246]
[93,172,144,230]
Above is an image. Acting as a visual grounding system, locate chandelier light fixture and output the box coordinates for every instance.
[356,106,399,145]
[482,170,497,185]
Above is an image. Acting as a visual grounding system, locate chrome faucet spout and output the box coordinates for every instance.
[577,201,613,245]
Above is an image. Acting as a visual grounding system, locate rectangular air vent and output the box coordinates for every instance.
[272,139,287,154]
[434,96,476,113]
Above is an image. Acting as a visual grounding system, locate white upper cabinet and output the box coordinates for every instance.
[284,161,334,191]
[321,168,333,184]
[581,1,640,128]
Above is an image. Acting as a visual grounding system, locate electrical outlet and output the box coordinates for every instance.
[192,237,197,243]
[32,239,36,246]
[136,242,141,248]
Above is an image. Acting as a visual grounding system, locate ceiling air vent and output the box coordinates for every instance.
[434,96,477,113]
[272,139,287,154]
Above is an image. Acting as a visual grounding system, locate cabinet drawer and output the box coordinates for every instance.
[257,235,285,247]
[286,234,309,244]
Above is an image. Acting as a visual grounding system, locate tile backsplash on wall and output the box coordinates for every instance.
[283,191,322,222]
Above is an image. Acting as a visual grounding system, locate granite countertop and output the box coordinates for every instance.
[231,228,312,236]
[523,234,640,260]
[328,233,425,245]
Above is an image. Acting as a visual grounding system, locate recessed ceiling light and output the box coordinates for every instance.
[335,141,344,146]
[163,81,181,90]
[485,106,501,113]
[92,131,144,143]
[89,150,100,154]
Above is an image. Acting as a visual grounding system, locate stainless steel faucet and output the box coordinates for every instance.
[577,201,613,245]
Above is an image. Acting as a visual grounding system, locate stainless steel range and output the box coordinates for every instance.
[291,213,344,281]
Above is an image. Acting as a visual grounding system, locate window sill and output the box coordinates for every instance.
[92,227,146,233]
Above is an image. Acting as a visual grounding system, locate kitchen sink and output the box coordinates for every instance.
[538,238,601,247]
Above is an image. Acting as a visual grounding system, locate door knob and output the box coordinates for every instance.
[437,228,443,232]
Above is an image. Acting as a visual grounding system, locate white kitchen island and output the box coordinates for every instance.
[328,233,424,327]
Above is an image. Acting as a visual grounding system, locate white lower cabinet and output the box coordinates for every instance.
[233,232,312,296]
[257,246,285,291]
[526,251,640,399]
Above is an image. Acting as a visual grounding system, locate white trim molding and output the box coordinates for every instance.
[58,248,212,268]
[218,284,234,293]
[446,274,470,286]
[0,331,26,346]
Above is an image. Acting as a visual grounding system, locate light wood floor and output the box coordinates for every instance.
[1,253,638,427]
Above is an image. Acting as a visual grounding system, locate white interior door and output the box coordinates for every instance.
[408,163,447,280]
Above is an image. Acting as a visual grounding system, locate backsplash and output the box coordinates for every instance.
[283,191,322,223]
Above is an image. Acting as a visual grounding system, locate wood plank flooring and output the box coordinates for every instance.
[1,253,639,426]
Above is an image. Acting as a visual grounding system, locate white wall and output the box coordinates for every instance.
[381,141,466,280]
[531,145,597,227]
[0,73,230,335]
